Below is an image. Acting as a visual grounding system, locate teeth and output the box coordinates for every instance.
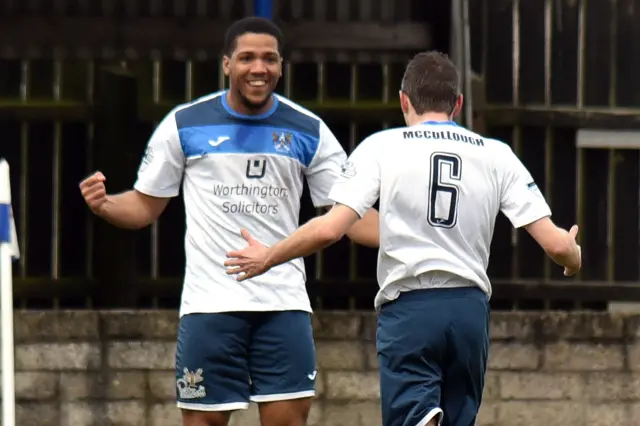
[249,81,266,87]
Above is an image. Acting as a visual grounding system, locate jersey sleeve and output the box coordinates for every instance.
[133,111,185,198]
[304,121,348,207]
[499,145,552,228]
[327,137,380,218]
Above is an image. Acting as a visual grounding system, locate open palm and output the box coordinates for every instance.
[224,229,271,281]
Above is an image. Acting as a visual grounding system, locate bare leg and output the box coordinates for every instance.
[181,408,232,426]
[258,398,313,426]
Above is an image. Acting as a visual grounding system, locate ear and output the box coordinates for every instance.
[222,55,231,76]
[399,91,410,115]
[451,94,464,119]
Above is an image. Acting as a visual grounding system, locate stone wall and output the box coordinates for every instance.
[2,311,640,426]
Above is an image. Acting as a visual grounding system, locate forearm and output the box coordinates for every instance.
[98,191,158,230]
[265,216,341,269]
[546,230,581,269]
[345,208,379,248]
[525,217,580,270]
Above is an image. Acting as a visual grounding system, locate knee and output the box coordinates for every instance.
[260,416,308,426]
[258,399,313,426]
[182,409,230,426]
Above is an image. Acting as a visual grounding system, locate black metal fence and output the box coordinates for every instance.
[2,0,640,311]
[476,0,640,309]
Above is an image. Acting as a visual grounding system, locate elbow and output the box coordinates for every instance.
[129,221,152,231]
[315,226,344,246]
[102,216,150,231]
[137,213,159,230]
[101,209,157,230]
[134,214,162,230]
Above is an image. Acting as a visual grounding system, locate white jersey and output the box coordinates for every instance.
[134,91,347,316]
[328,121,551,309]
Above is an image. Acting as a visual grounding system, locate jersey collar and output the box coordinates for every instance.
[221,90,280,120]
[421,120,460,126]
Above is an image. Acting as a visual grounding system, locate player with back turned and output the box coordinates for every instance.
[224,51,582,426]
[79,17,379,426]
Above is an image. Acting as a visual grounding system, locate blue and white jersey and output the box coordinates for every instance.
[327,121,552,309]
[134,91,347,316]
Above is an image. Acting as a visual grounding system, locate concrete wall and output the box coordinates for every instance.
[3,311,640,426]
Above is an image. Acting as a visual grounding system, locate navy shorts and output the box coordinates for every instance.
[377,287,490,426]
[175,310,317,411]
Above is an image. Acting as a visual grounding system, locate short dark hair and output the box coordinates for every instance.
[400,51,460,115]
[223,17,284,56]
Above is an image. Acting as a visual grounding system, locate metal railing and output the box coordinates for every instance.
[478,0,640,283]
[0,0,431,309]
[1,55,414,309]
[2,0,640,310]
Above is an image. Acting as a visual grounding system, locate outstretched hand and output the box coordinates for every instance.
[563,224,581,277]
[224,229,271,281]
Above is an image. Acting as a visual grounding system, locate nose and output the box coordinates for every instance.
[250,59,268,74]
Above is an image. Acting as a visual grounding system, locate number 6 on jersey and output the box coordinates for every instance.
[428,152,462,228]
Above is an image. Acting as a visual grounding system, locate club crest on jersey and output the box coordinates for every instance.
[273,131,292,152]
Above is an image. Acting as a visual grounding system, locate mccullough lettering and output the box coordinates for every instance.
[403,130,484,146]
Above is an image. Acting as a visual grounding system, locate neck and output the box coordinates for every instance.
[407,112,452,126]
[225,90,274,116]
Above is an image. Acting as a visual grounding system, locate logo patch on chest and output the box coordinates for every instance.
[273,131,293,152]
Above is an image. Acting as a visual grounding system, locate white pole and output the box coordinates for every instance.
[0,159,16,426]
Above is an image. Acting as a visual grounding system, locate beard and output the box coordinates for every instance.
[236,88,272,113]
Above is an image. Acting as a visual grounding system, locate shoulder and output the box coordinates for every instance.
[272,95,323,137]
[171,91,226,127]
[480,136,516,159]
[275,95,322,121]
[360,126,409,148]
[448,125,509,151]
[475,133,511,152]
[348,127,399,158]
[449,128,518,173]
[150,93,224,139]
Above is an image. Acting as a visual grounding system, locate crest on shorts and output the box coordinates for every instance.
[176,367,206,399]
[273,131,292,152]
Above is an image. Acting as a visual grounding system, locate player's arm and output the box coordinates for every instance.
[266,204,361,268]
[226,137,380,281]
[80,111,184,230]
[97,188,170,230]
[498,146,581,276]
[524,218,581,274]
[344,208,379,248]
[307,121,380,248]
[323,205,379,248]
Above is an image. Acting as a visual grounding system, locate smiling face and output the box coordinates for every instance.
[223,32,283,115]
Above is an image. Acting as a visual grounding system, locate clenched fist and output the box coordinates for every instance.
[79,171,108,214]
